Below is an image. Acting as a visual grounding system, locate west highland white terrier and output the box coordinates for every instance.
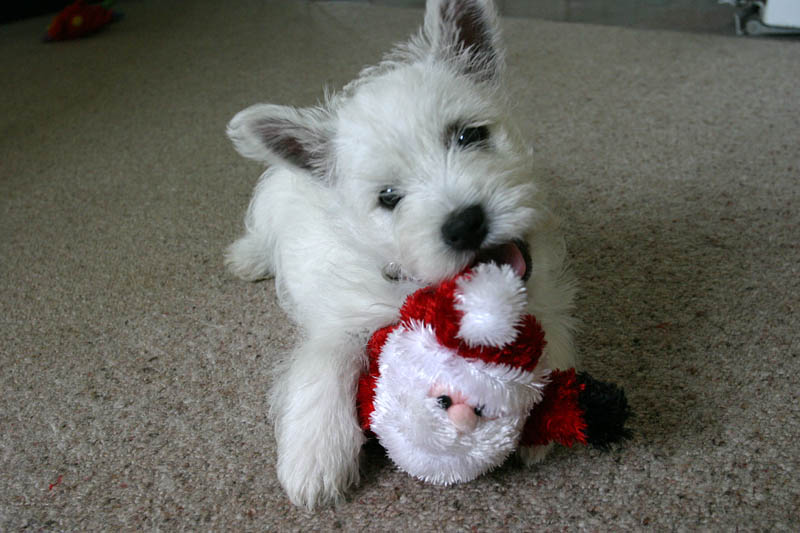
[226,0,576,508]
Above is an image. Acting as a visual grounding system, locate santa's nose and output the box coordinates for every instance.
[447,403,479,433]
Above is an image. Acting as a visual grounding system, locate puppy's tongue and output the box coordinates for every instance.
[474,242,529,279]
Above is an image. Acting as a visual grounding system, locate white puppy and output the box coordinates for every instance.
[226,0,576,508]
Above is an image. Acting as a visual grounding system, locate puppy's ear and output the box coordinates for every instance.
[227,104,331,177]
[423,0,503,81]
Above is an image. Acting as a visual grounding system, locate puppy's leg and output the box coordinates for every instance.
[525,226,578,371]
[519,229,577,466]
[270,333,366,509]
[538,309,576,370]
[225,172,291,282]
[517,267,576,468]
[517,442,554,466]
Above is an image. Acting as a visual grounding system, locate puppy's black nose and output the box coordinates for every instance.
[441,204,488,251]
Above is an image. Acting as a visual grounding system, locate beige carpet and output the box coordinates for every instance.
[2,1,798,530]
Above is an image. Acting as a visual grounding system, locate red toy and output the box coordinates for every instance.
[357,262,630,484]
[45,1,120,42]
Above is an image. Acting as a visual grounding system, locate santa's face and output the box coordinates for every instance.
[369,322,548,484]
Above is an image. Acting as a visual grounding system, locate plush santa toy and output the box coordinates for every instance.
[357,262,630,485]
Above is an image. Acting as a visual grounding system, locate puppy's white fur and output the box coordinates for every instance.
[226,0,576,508]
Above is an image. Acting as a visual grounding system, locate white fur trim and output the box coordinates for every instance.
[381,320,545,414]
[455,263,527,348]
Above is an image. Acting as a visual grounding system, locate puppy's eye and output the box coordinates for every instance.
[437,395,453,410]
[378,187,403,209]
[455,125,490,148]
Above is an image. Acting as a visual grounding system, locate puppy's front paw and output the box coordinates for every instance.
[276,415,364,509]
[517,442,554,466]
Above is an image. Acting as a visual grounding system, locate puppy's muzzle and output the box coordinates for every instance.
[441,205,531,281]
[441,204,488,251]
[383,202,532,283]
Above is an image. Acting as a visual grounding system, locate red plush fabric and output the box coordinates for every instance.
[400,279,462,347]
[357,324,394,431]
[520,369,588,447]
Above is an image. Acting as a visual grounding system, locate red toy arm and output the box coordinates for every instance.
[521,369,631,448]
[520,369,587,448]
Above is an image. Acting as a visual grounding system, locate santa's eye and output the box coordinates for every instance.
[378,187,403,209]
[437,395,452,410]
[474,405,484,417]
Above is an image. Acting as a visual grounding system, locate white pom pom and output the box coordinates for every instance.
[454,263,527,347]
